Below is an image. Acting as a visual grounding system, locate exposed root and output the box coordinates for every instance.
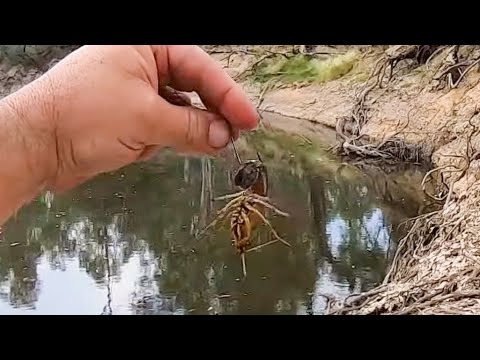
[420,108,480,204]
[330,45,477,168]
[431,46,480,90]
[371,45,441,89]
[341,137,430,165]
[325,112,480,314]
[335,103,431,166]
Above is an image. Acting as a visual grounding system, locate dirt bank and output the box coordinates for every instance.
[2,45,480,314]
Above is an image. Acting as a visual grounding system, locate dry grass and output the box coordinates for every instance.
[251,51,359,84]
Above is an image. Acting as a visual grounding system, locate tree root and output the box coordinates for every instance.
[334,105,432,166]
[431,46,480,90]
[325,112,480,314]
[330,45,480,169]
[331,46,441,167]
[376,45,441,89]
[329,45,478,181]
[420,108,480,204]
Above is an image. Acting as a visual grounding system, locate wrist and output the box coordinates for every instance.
[0,77,57,223]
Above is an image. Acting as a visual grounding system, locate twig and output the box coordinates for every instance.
[434,59,472,81]
[451,58,480,89]
[425,46,448,70]
[257,78,276,109]
[241,253,247,278]
[394,290,480,315]
[246,239,279,253]
[234,54,273,81]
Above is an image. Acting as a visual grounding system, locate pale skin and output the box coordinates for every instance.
[0,45,259,224]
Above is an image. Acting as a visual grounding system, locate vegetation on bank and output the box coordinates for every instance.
[251,51,359,84]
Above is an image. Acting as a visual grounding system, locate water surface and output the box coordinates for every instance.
[0,126,430,315]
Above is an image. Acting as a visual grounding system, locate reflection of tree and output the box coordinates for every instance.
[308,175,333,264]
[1,247,41,308]
[327,215,389,292]
[0,131,429,314]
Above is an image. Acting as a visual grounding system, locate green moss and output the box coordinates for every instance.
[252,51,359,84]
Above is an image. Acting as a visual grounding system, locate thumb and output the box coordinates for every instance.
[147,96,233,154]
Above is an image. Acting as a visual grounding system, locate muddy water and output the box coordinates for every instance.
[0,124,431,315]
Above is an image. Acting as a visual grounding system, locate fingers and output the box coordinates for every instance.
[145,94,233,154]
[150,45,259,131]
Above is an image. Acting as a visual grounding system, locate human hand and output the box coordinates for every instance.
[4,45,259,193]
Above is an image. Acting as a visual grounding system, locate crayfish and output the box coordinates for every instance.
[198,152,291,277]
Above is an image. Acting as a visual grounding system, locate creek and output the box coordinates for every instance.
[0,114,432,315]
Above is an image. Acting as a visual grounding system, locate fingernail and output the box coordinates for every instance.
[208,120,230,149]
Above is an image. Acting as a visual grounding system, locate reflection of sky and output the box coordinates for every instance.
[0,212,189,315]
[0,216,178,315]
[0,153,401,315]
[311,263,352,314]
[311,207,391,314]
[0,253,147,315]
[363,209,391,251]
[325,208,390,258]
[0,205,394,315]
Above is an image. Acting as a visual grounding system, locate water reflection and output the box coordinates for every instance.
[0,129,430,315]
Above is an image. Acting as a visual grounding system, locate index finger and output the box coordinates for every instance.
[151,45,259,130]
